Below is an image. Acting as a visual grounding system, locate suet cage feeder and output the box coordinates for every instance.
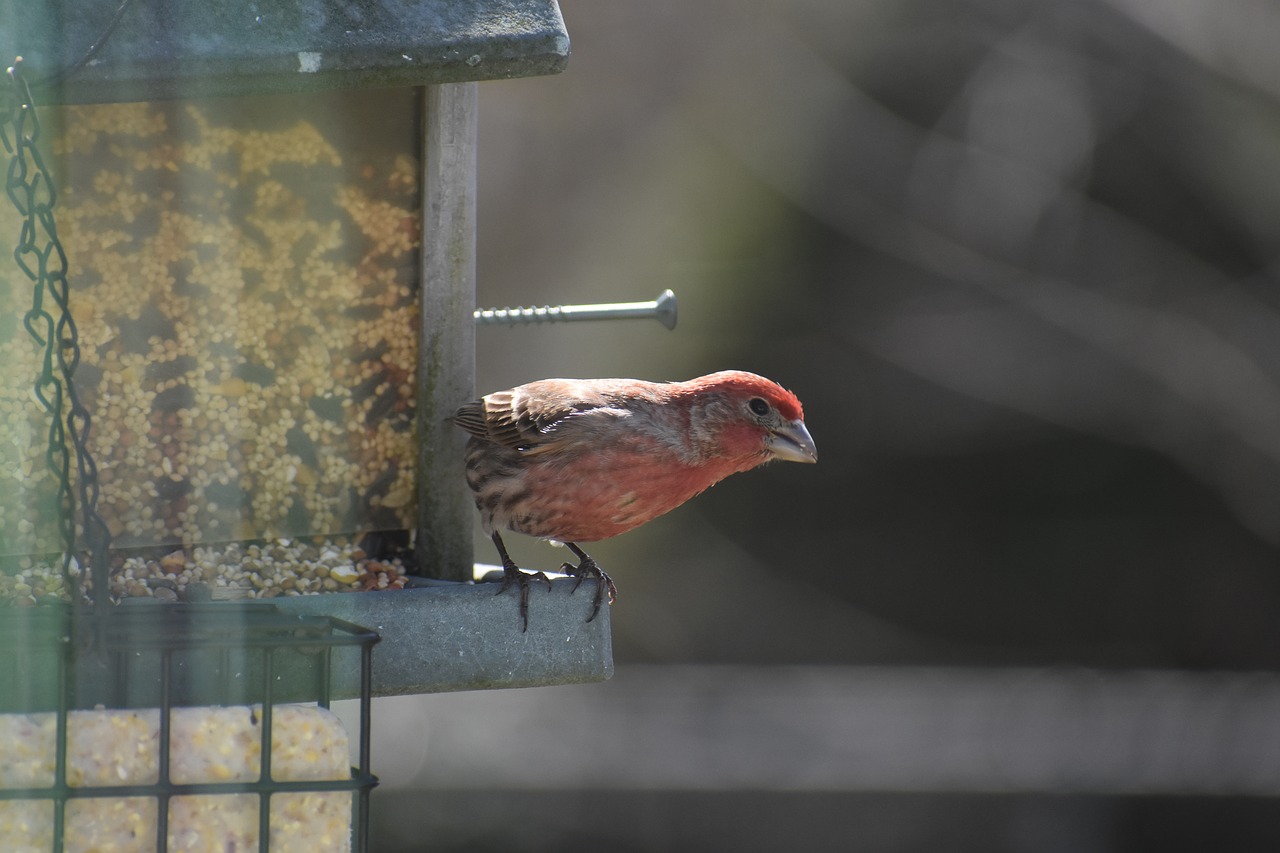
[0,1,611,849]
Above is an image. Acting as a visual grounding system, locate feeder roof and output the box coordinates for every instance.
[2,0,570,104]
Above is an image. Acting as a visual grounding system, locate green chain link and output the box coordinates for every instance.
[3,57,113,609]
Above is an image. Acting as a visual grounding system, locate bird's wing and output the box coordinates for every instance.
[452,381,635,452]
[449,397,497,440]
[455,390,554,449]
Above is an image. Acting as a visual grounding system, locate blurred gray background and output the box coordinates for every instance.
[370,0,1280,849]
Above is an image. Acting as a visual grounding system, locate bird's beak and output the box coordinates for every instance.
[767,419,818,464]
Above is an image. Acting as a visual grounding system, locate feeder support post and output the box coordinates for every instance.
[417,82,477,581]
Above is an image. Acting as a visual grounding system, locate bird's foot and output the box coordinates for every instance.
[561,556,617,623]
[497,562,553,632]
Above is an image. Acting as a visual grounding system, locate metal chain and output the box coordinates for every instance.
[3,58,113,611]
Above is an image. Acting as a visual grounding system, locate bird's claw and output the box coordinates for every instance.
[561,557,617,623]
[497,564,553,632]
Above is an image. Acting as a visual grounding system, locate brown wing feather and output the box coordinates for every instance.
[482,390,545,449]
[451,382,602,451]
[449,398,494,439]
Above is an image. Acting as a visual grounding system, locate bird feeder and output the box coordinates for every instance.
[0,0,610,849]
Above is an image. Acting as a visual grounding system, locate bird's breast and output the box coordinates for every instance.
[504,448,735,542]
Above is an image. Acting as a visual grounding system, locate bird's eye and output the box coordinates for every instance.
[748,397,770,417]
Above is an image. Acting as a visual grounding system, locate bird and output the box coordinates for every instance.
[450,370,817,630]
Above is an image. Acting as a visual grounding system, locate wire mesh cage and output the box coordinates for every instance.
[0,604,379,852]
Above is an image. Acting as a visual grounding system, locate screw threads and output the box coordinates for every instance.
[475,289,676,330]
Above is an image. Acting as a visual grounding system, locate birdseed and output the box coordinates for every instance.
[0,90,422,564]
[0,537,408,605]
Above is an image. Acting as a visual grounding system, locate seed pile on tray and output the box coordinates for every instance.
[0,537,410,605]
[0,91,424,575]
[0,704,354,851]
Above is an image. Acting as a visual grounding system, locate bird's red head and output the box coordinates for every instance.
[697,370,804,419]
[680,370,815,466]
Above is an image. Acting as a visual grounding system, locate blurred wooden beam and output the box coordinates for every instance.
[384,665,1280,794]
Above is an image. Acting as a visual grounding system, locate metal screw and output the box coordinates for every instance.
[474,289,677,330]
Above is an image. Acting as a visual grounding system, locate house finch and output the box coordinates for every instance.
[451,370,817,630]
